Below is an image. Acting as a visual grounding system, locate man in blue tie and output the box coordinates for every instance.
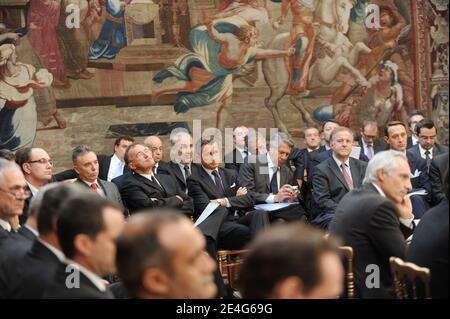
[358,120,388,161]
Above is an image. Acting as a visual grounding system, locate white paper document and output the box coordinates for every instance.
[194,202,220,227]
[254,202,296,212]
[350,146,362,159]
[408,189,428,196]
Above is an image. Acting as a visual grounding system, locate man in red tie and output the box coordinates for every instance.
[72,145,124,209]
[311,127,368,229]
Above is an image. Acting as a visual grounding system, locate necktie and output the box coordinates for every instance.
[91,183,98,190]
[425,150,431,170]
[211,170,225,197]
[184,165,191,180]
[341,163,354,190]
[270,167,279,194]
[366,145,373,160]
[243,150,249,163]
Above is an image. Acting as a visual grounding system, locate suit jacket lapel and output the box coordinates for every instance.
[328,159,350,191]
[219,168,233,197]
[349,159,361,187]
[170,162,186,186]
[200,167,219,197]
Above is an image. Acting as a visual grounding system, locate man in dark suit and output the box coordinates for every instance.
[53,136,135,183]
[15,147,54,225]
[429,153,449,206]
[224,126,250,174]
[163,130,201,193]
[120,143,193,215]
[288,127,321,218]
[385,121,430,218]
[116,212,217,299]
[358,120,388,160]
[72,145,123,208]
[408,119,449,170]
[311,127,367,228]
[5,184,88,298]
[406,111,425,149]
[239,133,306,222]
[330,150,415,298]
[43,192,124,299]
[0,159,27,247]
[143,135,171,175]
[188,137,269,247]
[407,171,449,298]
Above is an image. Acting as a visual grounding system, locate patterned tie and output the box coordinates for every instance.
[91,183,98,190]
[366,145,373,160]
[270,167,279,194]
[425,150,432,170]
[184,164,191,180]
[340,163,354,190]
[211,170,225,197]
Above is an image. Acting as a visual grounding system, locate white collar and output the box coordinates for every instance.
[203,166,219,177]
[412,135,419,144]
[25,181,39,197]
[418,144,433,158]
[332,154,350,168]
[82,179,100,188]
[0,219,11,232]
[178,162,190,170]
[267,153,277,170]
[110,153,123,166]
[23,224,39,237]
[361,139,373,149]
[371,182,386,198]
[64,260,106,292]
[140,173,156,181]
[325,144,331,151]
[236,147,249,156]
[37,238,65,262]
[307,147,319,152]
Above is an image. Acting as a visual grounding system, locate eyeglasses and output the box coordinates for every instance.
[28,158,53,166]
[131,148,152,162]
[0,187,31,200]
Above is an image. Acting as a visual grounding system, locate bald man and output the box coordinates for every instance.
[144,135,171,175]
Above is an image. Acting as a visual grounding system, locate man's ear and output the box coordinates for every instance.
[271,276,305,299]
[384,136,389,144]
[128,162,136,171]
[73,164,80,175]
[142,267,170,297]
[22,163,32,175]
[73,234,94,258]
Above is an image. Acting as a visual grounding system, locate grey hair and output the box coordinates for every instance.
[0,158,21,184]
[363,150,408,184]
[269,132,295,149]
[169,128,191,146]
[330,127,355,143]
[72,145,94,164]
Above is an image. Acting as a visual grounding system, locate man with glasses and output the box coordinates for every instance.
[120,143,193,215]
[407,119,448,170]
[0,158,28,246]
[15,147,53,225]
[358,121,388,161]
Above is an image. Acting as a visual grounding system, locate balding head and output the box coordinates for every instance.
[144,136,164,163]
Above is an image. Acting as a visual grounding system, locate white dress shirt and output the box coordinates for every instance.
[411,135,419,146]
[266,153,280,203]
[82,179,106,197]
[0,219,11,232]
[26,181,39,197]
[332,155,353,184]
[418,144,433,160]
[178,163,191,181]
[141,173,162,188]
[107,154,125,182]
[236,147,249,160]
[371,183,415,229]
[64,260,106,292]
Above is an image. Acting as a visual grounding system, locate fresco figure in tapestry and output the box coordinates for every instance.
[262,0,371,134]
[57,0,94,80]
[27,0,69,88]
[0,44,53,151]
[88,0,130,60]
[272,0,317,95]
[213,0,270,26]
[0,23,67,129]
[151,15,295,128]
